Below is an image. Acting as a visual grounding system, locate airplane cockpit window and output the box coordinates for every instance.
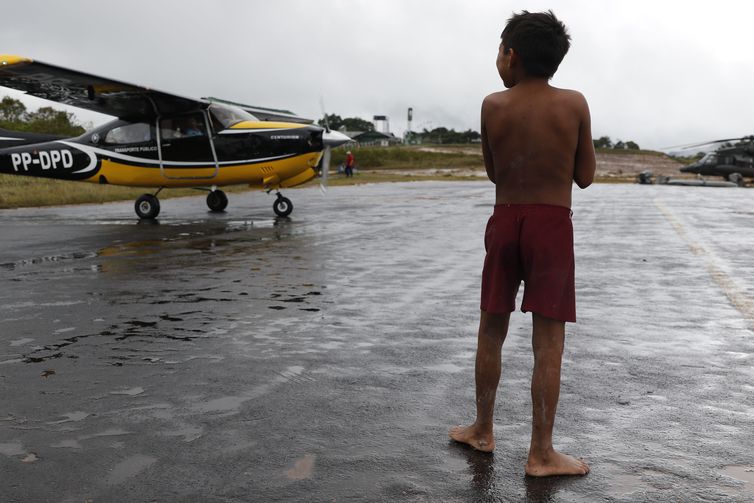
[209,104,257,129]
[160,114,207,140]
[702,153,718,165]
[104,123,151,144]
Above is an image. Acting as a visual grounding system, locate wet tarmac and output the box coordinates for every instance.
[1,181,754,502]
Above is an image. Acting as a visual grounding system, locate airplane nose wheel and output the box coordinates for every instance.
[135,194,160,219]
[273,193,293,217]
[206,189,228,212]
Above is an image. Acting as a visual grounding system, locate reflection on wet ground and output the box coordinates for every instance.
[1,183,754,502]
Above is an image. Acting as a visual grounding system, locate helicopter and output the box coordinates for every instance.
[0,54,350,219]
[677,136,754,186]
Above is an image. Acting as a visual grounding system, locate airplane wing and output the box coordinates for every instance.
[0,55,204,119]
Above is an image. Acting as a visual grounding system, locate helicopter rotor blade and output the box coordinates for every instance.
[662,137,752,150]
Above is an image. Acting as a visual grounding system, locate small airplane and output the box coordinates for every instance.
[0,55,350,219]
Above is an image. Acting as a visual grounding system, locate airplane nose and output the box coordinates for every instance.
[322,130,351,148]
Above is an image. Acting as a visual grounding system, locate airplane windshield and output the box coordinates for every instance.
[701,153,718,165]
[208,104,258,129]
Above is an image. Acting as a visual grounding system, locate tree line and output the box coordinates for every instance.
[0,99,642,150]
[318,114,481,144]
[593,136,640,150]
[0,96,85,136]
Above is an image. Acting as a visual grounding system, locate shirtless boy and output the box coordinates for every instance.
[449,11,596,477]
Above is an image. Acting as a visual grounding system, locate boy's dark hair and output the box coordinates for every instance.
[501,10,571,79]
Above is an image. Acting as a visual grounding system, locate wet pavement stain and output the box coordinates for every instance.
[105,454,157,486]
[720,466,754,494]
[286,454,316,480]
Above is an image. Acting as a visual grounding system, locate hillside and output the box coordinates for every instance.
[594,151,686,179]
[360,145,688,181]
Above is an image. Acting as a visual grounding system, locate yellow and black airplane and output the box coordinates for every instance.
[0,55,350,218]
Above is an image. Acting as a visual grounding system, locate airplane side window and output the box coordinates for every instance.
[105,123,151,144]
[161,114,206,139]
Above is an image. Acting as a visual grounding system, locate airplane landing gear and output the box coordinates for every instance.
[206,189,228,212]
[135,193,160,219]
[273,192,293,217]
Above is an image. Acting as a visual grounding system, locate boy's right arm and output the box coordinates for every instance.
[573,93,596,189]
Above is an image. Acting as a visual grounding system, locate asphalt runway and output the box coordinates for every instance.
[1,181,754,502]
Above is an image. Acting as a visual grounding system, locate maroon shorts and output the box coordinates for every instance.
[480,203,576,322]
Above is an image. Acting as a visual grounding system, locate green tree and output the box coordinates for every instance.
[341,117,374,132]
[317,114,375,132]
[0,96,84,136]
[625,140,640,150]
[0,96,27,122]
[593,136,612,148]
[318,114,343,130]
[25,107,85,136]
[415,126,480,144]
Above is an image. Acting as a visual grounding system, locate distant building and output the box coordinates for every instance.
[339,129,402,147]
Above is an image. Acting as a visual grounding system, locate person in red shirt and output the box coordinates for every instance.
[345,151,355,177]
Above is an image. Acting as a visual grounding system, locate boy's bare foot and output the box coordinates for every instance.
[448,424,495,452]
[525,449,589,477]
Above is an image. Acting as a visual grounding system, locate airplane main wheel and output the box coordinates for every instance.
[207,190,228,212]
[273,195,293,217]
[135,194,160,219]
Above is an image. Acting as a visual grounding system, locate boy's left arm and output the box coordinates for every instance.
[481,99,495,183]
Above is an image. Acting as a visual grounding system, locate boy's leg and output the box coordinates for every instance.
[449,310,510,452]
[525,313,589,476]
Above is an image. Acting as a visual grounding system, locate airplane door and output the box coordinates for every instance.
[157,111,219,180]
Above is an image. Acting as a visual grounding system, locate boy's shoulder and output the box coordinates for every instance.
[551,86,588,103]
[482,90,512,112]
[483,86,586,107]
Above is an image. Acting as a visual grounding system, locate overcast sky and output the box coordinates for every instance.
[1,0,753,150]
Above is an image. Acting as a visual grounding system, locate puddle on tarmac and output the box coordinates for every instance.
[110,387,145,396]
[159,425,203,443]
[721,465,754,493]
[0,251,98,270]
[10,338,34,347]
[47,411,89,424]
[286,454,316,480]
[609,473,646,495]
[78,429,130,440]
[21,452,39,463]
[0,442,26,457]
[105,454,157,486]
[51,439,83,449]
[426,362,466,373]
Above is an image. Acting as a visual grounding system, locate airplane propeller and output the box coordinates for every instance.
[318,100,351,193]
[319,103,331,193]
[320,143,330,193]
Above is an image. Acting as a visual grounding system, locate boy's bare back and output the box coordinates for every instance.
[481,70,595,208]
